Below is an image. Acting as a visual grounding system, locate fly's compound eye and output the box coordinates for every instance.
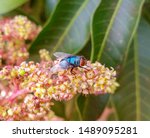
[80,57,87,66]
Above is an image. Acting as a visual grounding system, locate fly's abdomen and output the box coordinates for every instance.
[66,56,80,67]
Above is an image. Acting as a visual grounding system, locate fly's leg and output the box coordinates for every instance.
[79,66,90,71]
[70,67,76,75]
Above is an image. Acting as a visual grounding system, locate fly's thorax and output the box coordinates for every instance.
[64,56,80,67]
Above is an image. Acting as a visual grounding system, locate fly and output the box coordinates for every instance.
[50,52,88,74]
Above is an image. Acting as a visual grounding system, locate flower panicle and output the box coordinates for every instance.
[0,49,119,120]
[0,15,41,67]
[0,54,119,102]
[0,15,41,40]
[0,94,55,121]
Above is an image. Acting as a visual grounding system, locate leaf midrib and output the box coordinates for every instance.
[134,35,141,121]
[122,0,145,67]
[97,0,123,61]
[121,0,145,120]
[49,0,89,56]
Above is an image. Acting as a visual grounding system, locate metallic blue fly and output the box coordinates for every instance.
[50,52,87,74]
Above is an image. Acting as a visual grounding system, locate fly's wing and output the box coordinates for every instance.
[53,52,72,59]
[50,60,72,73]
[59,59,73,69]
[50,64,64,73]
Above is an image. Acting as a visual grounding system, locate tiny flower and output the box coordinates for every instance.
[7,109,13,116]
[18,69,26,76]
[81,82,88,90]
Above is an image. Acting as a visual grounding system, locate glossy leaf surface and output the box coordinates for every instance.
[110,19,150,120]
[91,0,144,67]
[29,0,100,60]
[0,0,27,14]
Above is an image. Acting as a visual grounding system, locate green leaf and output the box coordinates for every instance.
[142,2,150,23]
[78,39,92,60]
[77,94,109,120]
[91,0,145,67]
[29,0,45,23]
[0,0,28,14]
[88,0,144,120]
[110,19,150,120]
[65,96,83,121]
[29,0,100,60]
[45,0,59,18]
[51,101,66,119]
[64,94,109,121]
